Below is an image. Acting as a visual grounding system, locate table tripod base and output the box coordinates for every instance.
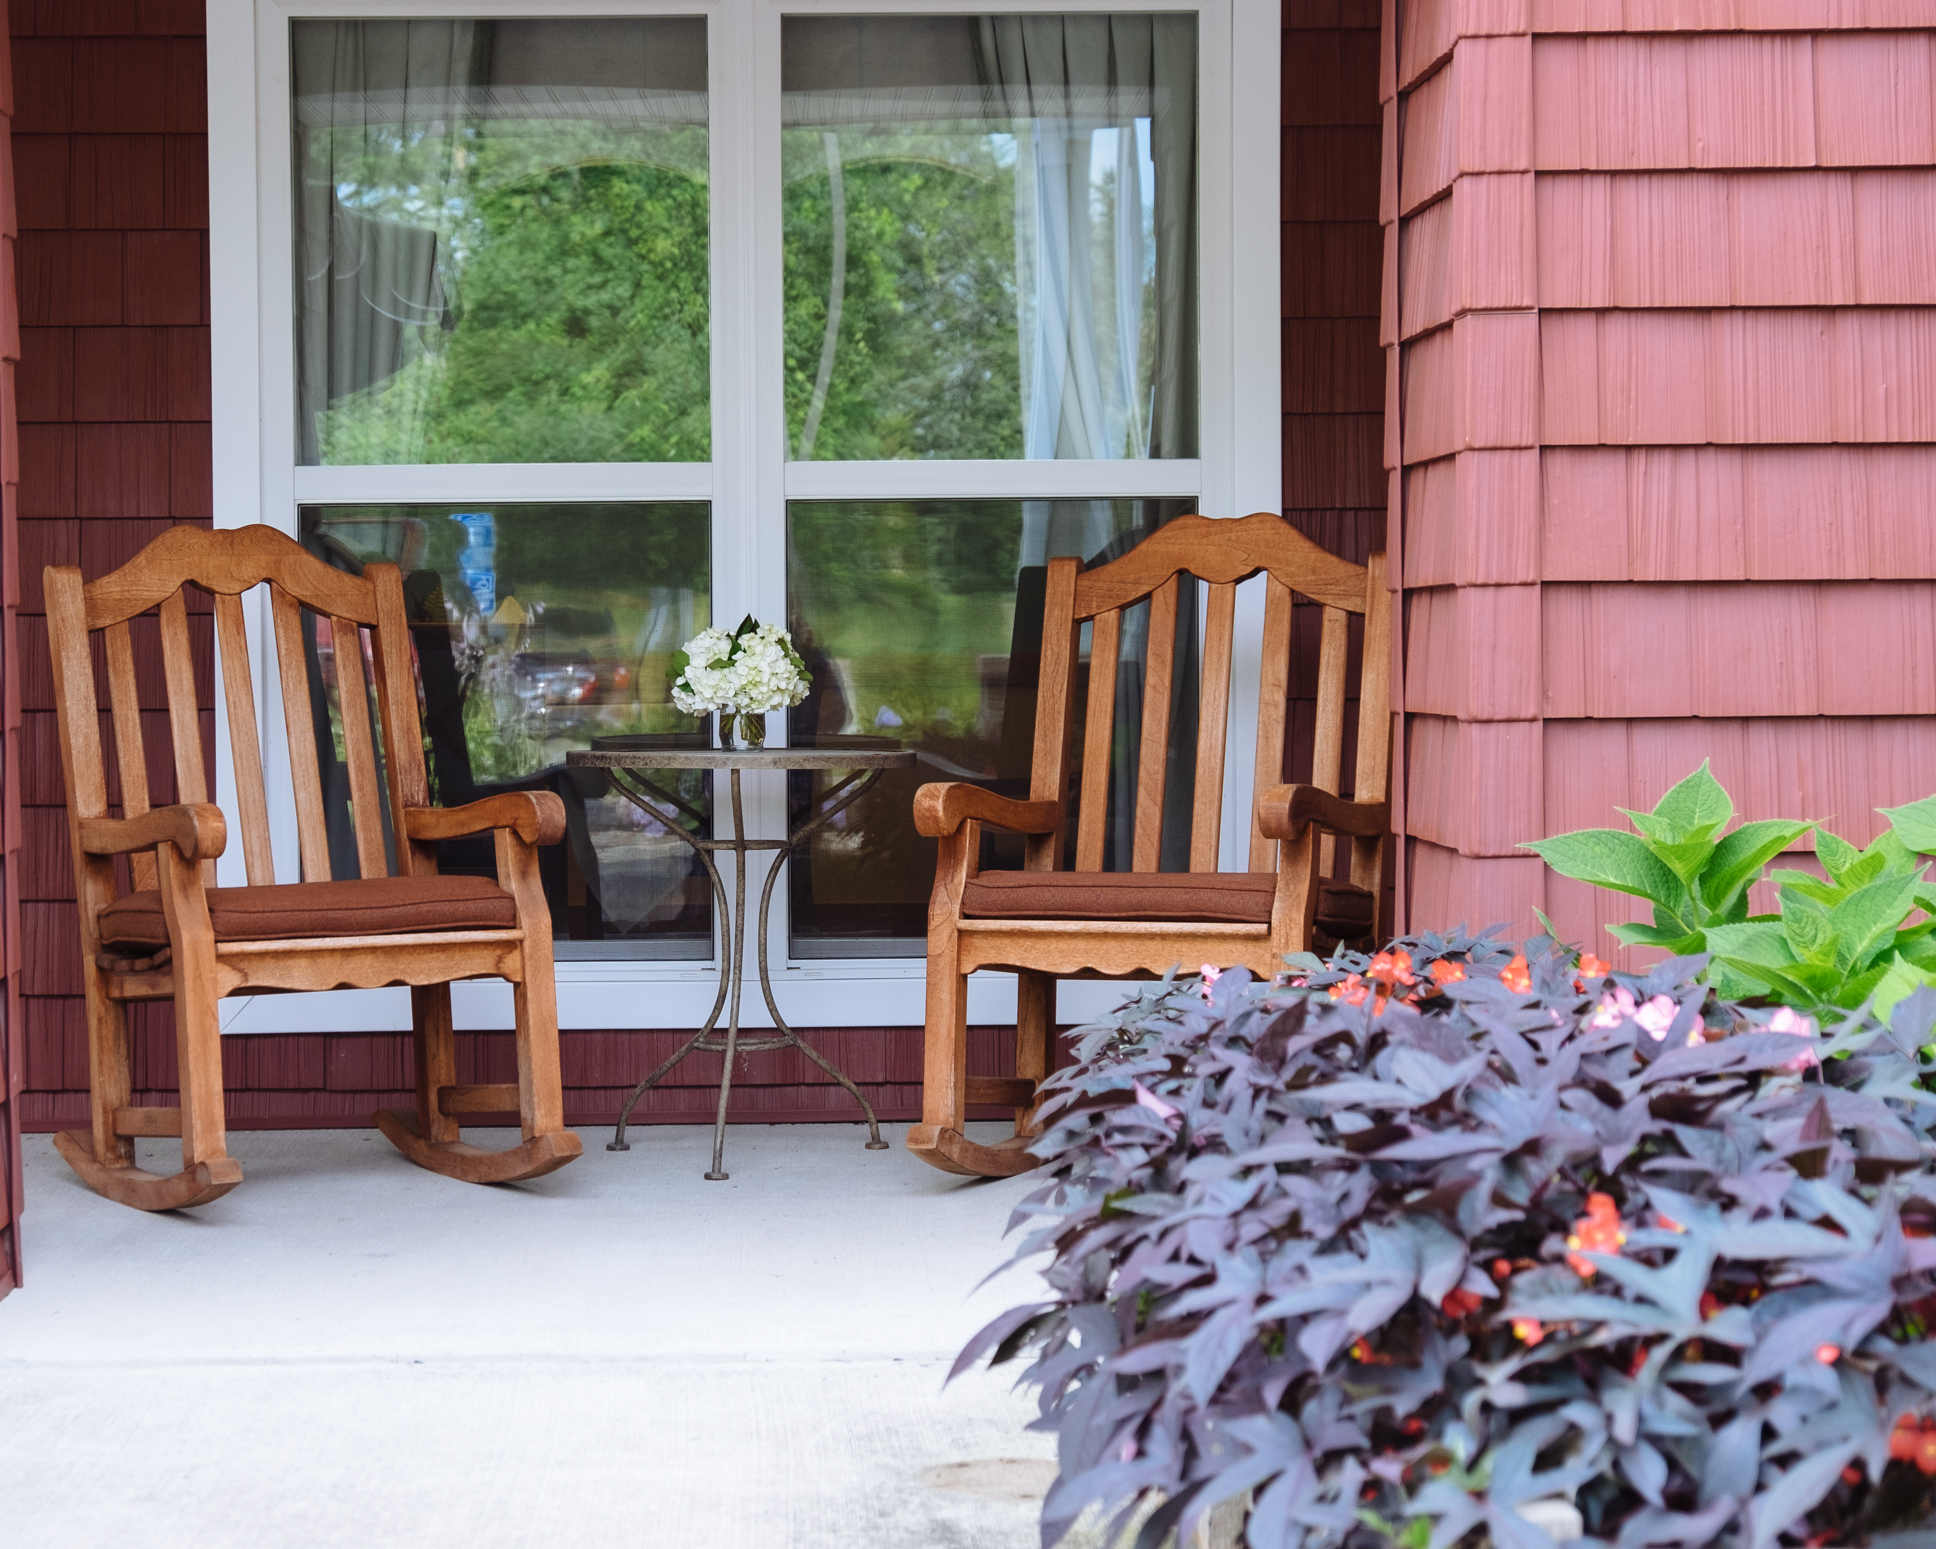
[596,760,895,1176]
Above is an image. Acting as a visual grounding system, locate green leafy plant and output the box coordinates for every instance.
[1528,767,1936,1017]
[1706,797,1936,1016]
[1521,762,1812,959]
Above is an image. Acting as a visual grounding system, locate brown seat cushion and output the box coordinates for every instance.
[961,870,1278,924]
[958,869,1376,934]
[98,874,519,953]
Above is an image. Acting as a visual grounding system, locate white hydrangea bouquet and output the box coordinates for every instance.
[670,616,811,749]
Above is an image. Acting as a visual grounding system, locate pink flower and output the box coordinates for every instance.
[1769,1005,1818,1070]
[1634,994,1678,1041]
[1589,986,1636,1029]
[1133,1082,1180,1124]
[1198,963,1223,1002]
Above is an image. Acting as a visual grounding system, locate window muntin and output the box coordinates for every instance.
[300,502,715,956]
[785,497,1195,954]
[291,17,711,466]
[780,14,1198,463]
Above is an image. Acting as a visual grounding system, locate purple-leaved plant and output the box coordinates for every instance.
[958,931,1936,1549]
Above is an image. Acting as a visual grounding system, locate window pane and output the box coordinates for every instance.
[292,19,710,466]
[786,498,1196,955]
[781,14,1198,462]
[300,503,714,957]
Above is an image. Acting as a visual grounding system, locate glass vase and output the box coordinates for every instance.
[721,710,766,751]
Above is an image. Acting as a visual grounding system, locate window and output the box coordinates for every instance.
[209,0,1280,1031]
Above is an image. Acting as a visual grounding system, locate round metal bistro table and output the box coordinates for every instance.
[566,736,915,1179]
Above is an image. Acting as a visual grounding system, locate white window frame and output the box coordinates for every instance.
[206,0,1281,1033]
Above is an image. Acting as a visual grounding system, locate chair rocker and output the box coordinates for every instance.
[46,524,583,1210]
[908,512,1393,1178]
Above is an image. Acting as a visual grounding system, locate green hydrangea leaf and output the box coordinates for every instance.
[1609,922,1705,953]
[1882,792,1936,855]
[1814,828,1861,883]
[1522,830,1687,915]
[1701,819,1813,918]
[1649,760,1733,843]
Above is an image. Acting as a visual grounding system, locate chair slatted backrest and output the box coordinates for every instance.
[45,524,432,893]
[1033,513,1392,878]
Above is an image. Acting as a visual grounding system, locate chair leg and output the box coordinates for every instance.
[907,936,1041,1179]
[87,990,134,1173]
[907,930,971,1171]
[57,990,244,1211]
[412,983,461,1146]
[376,978,583,1186]
[1014,970,1051,1137]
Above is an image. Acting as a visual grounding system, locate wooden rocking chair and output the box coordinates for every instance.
[907,513,1393,1178]
[46,524,583,1210]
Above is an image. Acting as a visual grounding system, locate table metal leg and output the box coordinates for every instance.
[606,809,733,1154]
[705,772,750,1179]
[750,821,886,1150]
[596,759,893,1175]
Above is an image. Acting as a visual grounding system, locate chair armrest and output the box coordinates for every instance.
[1257,785,1389,841]
[79,803,227,863]
[912,783,1060,839]
[403,793,567,848]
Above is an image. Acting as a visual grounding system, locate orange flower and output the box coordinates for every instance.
[1349,1338,1392,1365]
[1367,950,1416,988]
[1578,953,1610,978]
[1816,1343,1841,1365]
[1658,1212,1687,1234]
[1891,1414,1932,1465]
[1328,973,1370,1007]
[1566,1192,1627,1277]
[1441,1288,1485,1318]
[1431,959,1466,985]
[1699,1292,1722,1321]
[1500,954,1532,994]
[1512,1317,1545,1346]
[1492,1258,1514,1280]
[1918,1431,1936,1477]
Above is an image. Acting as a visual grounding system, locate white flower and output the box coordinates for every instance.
[670,620,811,716]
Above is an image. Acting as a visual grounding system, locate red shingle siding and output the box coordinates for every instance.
[1387,1,1936,952]
[0,0,25,1296]
[1285,0,1387,570]
[7,2,1003,1133]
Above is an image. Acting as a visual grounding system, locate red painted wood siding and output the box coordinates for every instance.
[1384,0,1936,956]
[0,0,24,1299]
[11,0,219,1133]
[1284,0,1386,569]
[5,2,1394,1133]
[1281,0,1394,931]
[5,2,1047,1132]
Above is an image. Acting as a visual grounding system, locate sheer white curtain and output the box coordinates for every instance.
[292,21,484,465]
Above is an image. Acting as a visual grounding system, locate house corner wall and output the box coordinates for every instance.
[0,0,22,1299]
[1386,0,1936,957]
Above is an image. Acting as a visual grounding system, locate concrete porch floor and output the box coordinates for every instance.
[0,1121,1067,1549]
